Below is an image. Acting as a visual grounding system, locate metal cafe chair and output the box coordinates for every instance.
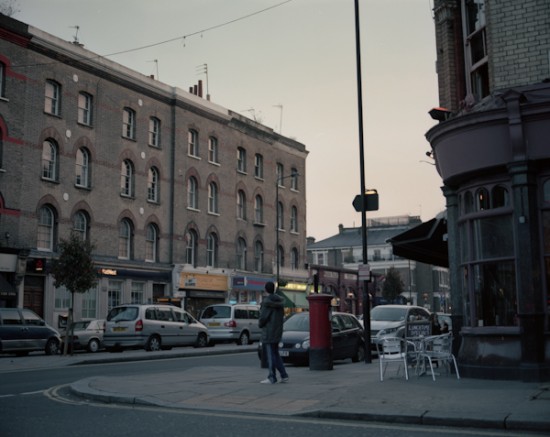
[417,333,460,381]
[375,337,410,381]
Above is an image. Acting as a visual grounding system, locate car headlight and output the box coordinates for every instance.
[379,327,399,337]
[301,340,310,349]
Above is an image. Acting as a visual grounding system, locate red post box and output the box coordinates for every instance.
[307,293,333,370]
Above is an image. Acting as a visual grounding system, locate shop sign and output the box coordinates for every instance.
[0,254,17,272]
[231,276,273,291]
[179,273,227,290]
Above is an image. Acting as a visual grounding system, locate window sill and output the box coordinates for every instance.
[208,211,220,217]
[187,207,200,212]
[253,222,265,227]
[75,184,91,191]
[188,154,201,161]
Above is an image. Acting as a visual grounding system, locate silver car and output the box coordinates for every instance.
[370,305,431,350]
[103,304,209,352]
[70,319,105,352]
[199,304,261,345]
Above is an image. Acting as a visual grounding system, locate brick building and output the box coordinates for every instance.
[425,0,550,381]
[0,14,308,325]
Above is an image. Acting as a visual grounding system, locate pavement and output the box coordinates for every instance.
[2,346,550,434]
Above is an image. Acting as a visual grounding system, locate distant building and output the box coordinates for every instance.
[307,216,450,315]
[0,14,308,325]
[426,0,550,381]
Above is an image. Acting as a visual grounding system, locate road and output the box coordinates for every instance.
[0,351,543,437]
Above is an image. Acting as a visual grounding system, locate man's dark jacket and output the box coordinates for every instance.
[258,293,284,343]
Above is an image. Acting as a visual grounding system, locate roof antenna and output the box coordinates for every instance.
[69,25,80,45]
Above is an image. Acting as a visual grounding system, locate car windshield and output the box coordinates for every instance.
[107,306,139,322]
[370,307,408,322]
[283,314,309,332]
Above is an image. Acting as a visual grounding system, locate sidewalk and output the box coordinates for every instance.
[2,348,549,433]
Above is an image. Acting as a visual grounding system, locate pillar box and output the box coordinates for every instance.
[307,293,333,370]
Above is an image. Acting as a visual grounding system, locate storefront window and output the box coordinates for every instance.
[471,261,516,326]
[472,215,514,260]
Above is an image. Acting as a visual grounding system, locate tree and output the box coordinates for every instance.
[0,1,20,17]
[51,233,97,355]
[382,267,404,303]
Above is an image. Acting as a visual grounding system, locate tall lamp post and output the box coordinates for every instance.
[275,171,298,291]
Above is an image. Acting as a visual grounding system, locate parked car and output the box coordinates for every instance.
[0,308,61,356]
[103,304,209,352]
[370,305,431,350]
[199,303,261,345]
[69,319,105,352]
[258,311,366,366]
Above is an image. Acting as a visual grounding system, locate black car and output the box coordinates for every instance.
[0,308,61,356]
[259,311,366,366]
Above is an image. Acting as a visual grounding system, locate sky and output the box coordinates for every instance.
[13,0,445,241]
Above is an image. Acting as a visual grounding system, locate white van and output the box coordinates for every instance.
[199,304,261,345]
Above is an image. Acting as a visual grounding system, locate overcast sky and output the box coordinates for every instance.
[14,0,444,240]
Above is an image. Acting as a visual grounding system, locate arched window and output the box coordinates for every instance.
[120,160,134,197]
[492,185,509,208]
[254,240,264,272]
[187,176,198,209]
[254,195,263,224]
[42,139,58,181]
[147,167,159,203]
[75,147,90,188]
[146,223,158,262]
[45,80,60,115]
[277,201,284,230]
[237,237,247,270]
[237,190,246,220]
[291,247,299,270]
[37,205,55,251]
[122,107,136,139]
[188,129,199,157]
[476,188,489,211]
[208,182,219,213]
[463,191,474,214]
[118,219,133,259]
[207,232,218,267]
[78,92,93,126]
[208,136,218,163]
[73,211,89,242]
[186,229,198,266]
[277,244,285,268]
[290,205,298,232]
[148,117,161,147]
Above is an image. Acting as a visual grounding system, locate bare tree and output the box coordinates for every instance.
[0,1,20,17]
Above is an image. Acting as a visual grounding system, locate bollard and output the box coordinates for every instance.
[307,293,333,370]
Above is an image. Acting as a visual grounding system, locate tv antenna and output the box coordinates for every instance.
[69,25,80,44]
[196,64,209,98]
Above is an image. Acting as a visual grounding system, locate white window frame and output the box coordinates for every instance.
[75,147,90,188]
[122,107,136,139]
[37,205,54,251]
[145,224,158,262]
[208,136,218,163]
[149,117,160,147]
[188,129,199,157]
[147,167,159,203]
[42,139,58,181]
[78,92,92,125]
[45,80,60,115]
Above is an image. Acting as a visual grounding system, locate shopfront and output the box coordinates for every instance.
[230,275,273,305]
[278,281,309,315]
[176,272,227,318]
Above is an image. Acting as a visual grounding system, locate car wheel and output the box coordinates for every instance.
[352,343,366,363]
[237,331,250,345]
[146,335,161,351]
[87,338,100,353]
[195,333,208,348]
[45,338,60,355]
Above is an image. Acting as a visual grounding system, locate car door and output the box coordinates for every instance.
[247,306,261,341]
[155,307,179,347]
[330,315,346,359]
[21,309,48,350]
[0,309,25,351]
[173,309,195,345]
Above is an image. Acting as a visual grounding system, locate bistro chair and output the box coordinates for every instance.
[417,333,460,381]
[376,337,410,381]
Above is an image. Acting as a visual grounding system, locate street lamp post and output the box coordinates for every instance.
[275,172,298,291]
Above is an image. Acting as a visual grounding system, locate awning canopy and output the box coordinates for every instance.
[0,275,17,298]
[388,217,449,267]
[278,290,309,309]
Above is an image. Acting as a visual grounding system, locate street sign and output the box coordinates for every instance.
[358,264,371,281]
[353,190,379,212]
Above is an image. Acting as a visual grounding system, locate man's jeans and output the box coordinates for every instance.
[264,342,288,383]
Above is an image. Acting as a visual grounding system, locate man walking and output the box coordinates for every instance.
[258,281,289,384]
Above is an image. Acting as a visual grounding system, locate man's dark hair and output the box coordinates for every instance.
[265,281,275,294]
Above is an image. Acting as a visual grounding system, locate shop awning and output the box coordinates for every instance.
[388,217,449,267]
[278,290,309,309]
[0,275,17,298]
